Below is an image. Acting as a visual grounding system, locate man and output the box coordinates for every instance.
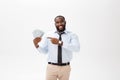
[33,15,80,80]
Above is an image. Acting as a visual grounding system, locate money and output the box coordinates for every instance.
[32,29,44,38]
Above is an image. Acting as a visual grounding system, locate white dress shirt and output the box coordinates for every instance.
[37,30,80,63]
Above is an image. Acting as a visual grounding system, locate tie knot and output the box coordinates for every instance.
[58,32,65,36]
[58,32,64,40]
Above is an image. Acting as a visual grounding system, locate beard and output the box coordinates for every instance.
[56,26,66,32]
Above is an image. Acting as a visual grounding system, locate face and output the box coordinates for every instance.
[55,17,66,32]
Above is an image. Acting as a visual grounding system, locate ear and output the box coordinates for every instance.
[54,22,56,26]
[64,21,66,24]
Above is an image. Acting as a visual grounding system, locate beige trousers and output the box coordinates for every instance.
[46,64,71,80]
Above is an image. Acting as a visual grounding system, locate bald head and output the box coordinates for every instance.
[54,15,65,21]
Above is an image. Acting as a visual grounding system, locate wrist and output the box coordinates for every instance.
[36,44,39,48]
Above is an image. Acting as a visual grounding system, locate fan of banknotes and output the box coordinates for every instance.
[32,29,44,38]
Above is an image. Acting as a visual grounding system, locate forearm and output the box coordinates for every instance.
[37,47,48,54]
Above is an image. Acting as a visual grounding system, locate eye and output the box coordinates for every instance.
[61,22,65,24]
[56,22,59,24]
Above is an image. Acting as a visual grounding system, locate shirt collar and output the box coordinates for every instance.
[54,30,67,34]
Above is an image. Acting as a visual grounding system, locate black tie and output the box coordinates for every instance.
[58,32,64,64]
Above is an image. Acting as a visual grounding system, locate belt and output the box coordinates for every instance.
[48,62,70,66]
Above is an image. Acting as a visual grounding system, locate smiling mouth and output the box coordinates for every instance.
[56,25,65,32]
[59,26,63,30]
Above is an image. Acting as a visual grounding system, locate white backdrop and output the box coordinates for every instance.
[0,0,120,80]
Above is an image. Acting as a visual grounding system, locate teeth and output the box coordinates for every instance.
[59,26,62,28]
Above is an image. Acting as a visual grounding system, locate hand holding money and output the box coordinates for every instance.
[32,29,44,48]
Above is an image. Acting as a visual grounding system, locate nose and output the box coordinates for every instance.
[59,22,64,26]
[58,22,62,26]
